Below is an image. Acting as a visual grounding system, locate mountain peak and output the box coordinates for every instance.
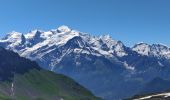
[25,29,42,39]
[133,42,170,59]
[152,43,169,48]
[30,29,42,34]
[6,31,22,39]
[0,31,24,46]
[132,42,151,56]
[99,34,111,40]
[57,25,71,33]
[136,42,149,45]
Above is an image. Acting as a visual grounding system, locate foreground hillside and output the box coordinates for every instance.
[0,47,101,100]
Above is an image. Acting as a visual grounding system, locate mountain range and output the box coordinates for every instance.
[0,25,170,100]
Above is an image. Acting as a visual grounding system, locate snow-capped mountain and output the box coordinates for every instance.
[0,25,170,100]
[0,25,128,63]
[132,42,170,59]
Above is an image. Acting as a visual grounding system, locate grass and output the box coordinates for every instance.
[0,69,101,100]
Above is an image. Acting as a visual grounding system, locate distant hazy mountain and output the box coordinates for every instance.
[0,47,101,100]
[1,25,170,100]
[140,77,170,94]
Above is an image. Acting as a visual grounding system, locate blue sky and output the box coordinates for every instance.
[0,0,170,46]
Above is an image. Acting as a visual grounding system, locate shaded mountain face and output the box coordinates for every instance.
[0,47,100,100]
[127,78,170,100]
[1,25,170,100]
[0,47,40,81]
[140,77,170,94]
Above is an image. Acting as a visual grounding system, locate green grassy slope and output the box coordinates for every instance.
[0,69,101,100]
[0,47,101,100]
